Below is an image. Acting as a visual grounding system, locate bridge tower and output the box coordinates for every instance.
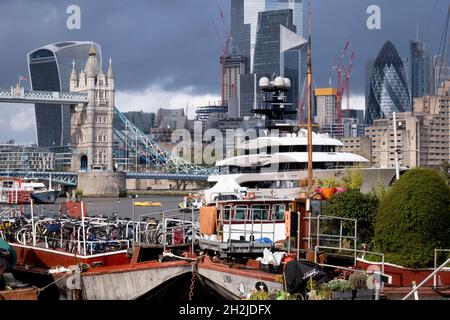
[69,47,115,172]
[69,47,125,197]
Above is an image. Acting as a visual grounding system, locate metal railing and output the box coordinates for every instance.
[403,257,450,300]
[215,207,283,246]
[314,245,385,300]
[303,215,357,255]
[137,207,199,252]
[434,248,450,289]
[314,245,384,273]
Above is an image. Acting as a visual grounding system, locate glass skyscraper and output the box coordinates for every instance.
[27,41,102,147]
[410,40,428,103]
[231,0,303,73]
[232,0,304,118]
[253,9,295,76]
[366,41,410,125]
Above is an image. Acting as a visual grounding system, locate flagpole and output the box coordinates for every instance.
[307,0,313,190]
[280,26,284,77]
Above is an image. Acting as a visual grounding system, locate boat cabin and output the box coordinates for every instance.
[198,193,357,260]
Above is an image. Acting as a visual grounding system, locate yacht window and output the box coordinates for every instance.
[250,204,269,220]
[234,205,248,220]
[272,204,285,220]
[223,206,231,221]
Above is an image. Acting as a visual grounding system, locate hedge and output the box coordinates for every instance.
[374,168,450,268]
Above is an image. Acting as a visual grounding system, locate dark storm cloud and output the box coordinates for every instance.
[0,0,447,95]
[0,0,227,94]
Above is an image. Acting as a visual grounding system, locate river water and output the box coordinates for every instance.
[13,195,183,220]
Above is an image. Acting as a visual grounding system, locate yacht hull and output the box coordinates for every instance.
[30,190,59,204]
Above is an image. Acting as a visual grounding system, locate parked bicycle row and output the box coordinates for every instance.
[0,208,200,255]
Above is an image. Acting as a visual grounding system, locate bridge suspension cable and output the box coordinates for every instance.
[113,107,210,174]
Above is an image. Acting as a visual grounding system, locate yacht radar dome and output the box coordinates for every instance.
[273,76,285,88]
[259,77,270,88]
[283,78,291,88]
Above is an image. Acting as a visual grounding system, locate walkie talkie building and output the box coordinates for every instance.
[366,41,410,125]
[27,41,102,147]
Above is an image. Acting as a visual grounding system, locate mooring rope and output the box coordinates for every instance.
[35,270,73,296]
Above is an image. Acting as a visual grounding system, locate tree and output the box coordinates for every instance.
[322,190,379,245]
[438,161,450,186]
[374,168,450,268]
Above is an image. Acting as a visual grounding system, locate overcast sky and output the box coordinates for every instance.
[0,0,448,143]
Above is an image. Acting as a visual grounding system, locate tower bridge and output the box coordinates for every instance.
[0,47,211,195]
[0,86,88,105]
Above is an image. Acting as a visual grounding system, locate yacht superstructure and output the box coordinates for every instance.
[205,130,369,202]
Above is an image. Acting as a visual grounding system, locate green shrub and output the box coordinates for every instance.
[322,190,379,245]
[374,168,450,268]
[343,166,363,190]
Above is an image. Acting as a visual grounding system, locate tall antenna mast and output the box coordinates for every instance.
[307,0,313,189]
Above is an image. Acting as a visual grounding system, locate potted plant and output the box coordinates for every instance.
[323,278,353,300]
[75,188,83,202]
[343,166,363,190]
[348,272,373,300]
[321,176,337,199]
[306,277,332,300]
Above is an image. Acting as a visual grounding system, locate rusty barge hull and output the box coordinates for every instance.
[80,260,192,300]
[11,243,130,269]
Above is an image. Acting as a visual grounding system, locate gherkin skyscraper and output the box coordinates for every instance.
[366,41,410,125]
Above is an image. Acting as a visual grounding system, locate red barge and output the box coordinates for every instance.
[4,195,449,300]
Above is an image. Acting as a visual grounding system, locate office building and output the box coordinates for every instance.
[338,137,372,165]
[410,40,429,102]
[253,9,295,77]
[413,79,450,166]
[365,59,375,117]
[231,0,304,73]
[238,73,257,117]
[365,79,449,168]
[314,88,337,128]
[366,41,410,125]
[342,109,365,125]
[0,144,55,171]
[253,9,299,120]
[365,113,419,169]
[231,0,305,121]
[428,55,450,96]
[122,111,155,134]
[223,55,246,115]
[28,41,102,147]
[151,108,189,142]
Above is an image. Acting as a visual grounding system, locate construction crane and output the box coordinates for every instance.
[211,6,231,108]
[332,39,355,124]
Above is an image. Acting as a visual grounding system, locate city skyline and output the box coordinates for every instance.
[0,0,448,143]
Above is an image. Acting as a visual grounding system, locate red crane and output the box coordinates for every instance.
[333,39,355,125]
[211,6,231,107]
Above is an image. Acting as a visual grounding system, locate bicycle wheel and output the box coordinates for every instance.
[153,230,164,245]
[16,228,32,245]
[47,231,60,249]
[35,224,45,242]
[144,230,153,244]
